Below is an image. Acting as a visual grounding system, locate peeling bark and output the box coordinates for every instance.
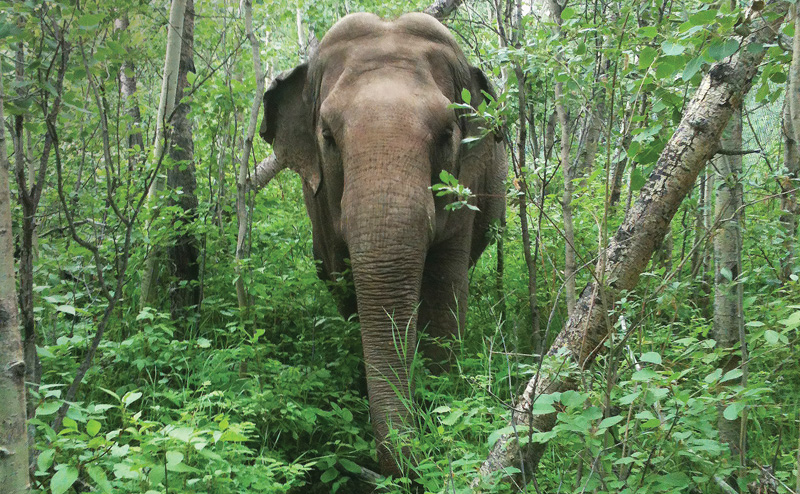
[473,1,789,487]
[712,108,747,465]
[140,0,188,308]
[0,66,30,494]
[167,0,200,323]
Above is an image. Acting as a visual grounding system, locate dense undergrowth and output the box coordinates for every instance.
[27,170,800,493]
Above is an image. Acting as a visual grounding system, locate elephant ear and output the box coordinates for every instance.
[259,63,322,194]
[467,66,504,142]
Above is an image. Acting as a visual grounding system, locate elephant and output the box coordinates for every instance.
[258,12,507,477]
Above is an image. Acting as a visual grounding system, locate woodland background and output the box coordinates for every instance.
[0,0,799,493]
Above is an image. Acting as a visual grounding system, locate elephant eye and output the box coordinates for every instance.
[322,127,336,148]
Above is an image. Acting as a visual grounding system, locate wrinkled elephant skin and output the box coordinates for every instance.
[259,12,507,478]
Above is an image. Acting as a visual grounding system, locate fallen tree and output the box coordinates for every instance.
[474,0,790,489]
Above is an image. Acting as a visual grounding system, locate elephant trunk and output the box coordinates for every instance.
[341,143,434,476]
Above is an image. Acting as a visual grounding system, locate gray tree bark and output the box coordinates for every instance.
[235,0,267,310]
[0,67,30,494]
[712,108,747,465]
[167,0,200,323]
[114,16,145,158]
[473,1,789,488]
[140,0,187,308]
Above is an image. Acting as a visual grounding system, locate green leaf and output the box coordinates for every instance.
[598,415,624,429]
[721,369,743,382]
[683,57,704,81]
[779,311,800,330]
[560,7,576,20]
[122,391,142,407]
[689,9,717,25]
[632,368,659,382]
[640,352,662,365]
[339,458,362,474]
[661,41,686,56]
[37,448,55,472]
[442,409,463,426]
[461,88,471,105]
[764,329,781,345]
[36,401,61,416]
[638,47,658,68]
[708,39,739,60]
[86,419,101,436]
[51,465,79,494]
[166,451,184,467]
[723,402,746,421]
[639,26,658,38]
[340,408,353,423]
[197,337,211,348]
[619,390,641,405]
[86,465,113,493]
[320,467,339,483]
[77,14,103,29]
[56,305,76,316]
[660,471,690,488]
[560,390,586,407]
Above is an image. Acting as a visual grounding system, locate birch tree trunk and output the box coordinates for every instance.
[235,0,267,310]
[474,2,789,487]
[167,0,200,323]
[0,70,30,494]
[140,0,187,308]
[114,16,145,158]
[713,108,747,466]
[783,4,800,280]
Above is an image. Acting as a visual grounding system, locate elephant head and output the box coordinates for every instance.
[259,12,506,477]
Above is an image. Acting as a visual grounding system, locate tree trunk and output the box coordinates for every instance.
[114,16,145,160]
[167,0,200,324]
[140,0,187,309]
[0,69,30,494]
[474,2,788,487]
[783,5,800,280]
[713,108,747,464]
[235,0,267,310]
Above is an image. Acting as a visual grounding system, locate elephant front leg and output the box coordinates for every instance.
[418,244,470,373]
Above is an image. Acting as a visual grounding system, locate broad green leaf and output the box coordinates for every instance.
[560,390,586,407]
[598,415,624,429]
[340,408,353,422]
[56,305,76,316]
[723,402,746,421]
[619,391,641,405]
[638,47,658,68]
[660,471,691,488]
[37,448,55,472]
[708,39,739,60]
[560,7,576,20]
[339,458,362,474]
[764,329,781,345]
[166,451,184,467]
[721,369,743,382]
[86,465,113,493]
[689,9,717,25]
[661,41,686,56]
[122,391,142,407]
[442,410,463,426]
[320,467,338,483]
[36,401,61,416]
[779,311,800,330]
[86,419,101,436]
[51,465,79,494]
[632,368,659,382]
[461,88,471,105]
[683,57,704,81]
[640,352,662,365]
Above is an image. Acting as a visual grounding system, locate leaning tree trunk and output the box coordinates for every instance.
[474,1,789,488]
[167,0,200,324]
[140,0,187,308]
[0,69,30,494]
[712,108,747,466]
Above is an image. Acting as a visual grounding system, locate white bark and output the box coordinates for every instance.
[0,69,30,494]
[140,0,188,308]
[235,0,267,309]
